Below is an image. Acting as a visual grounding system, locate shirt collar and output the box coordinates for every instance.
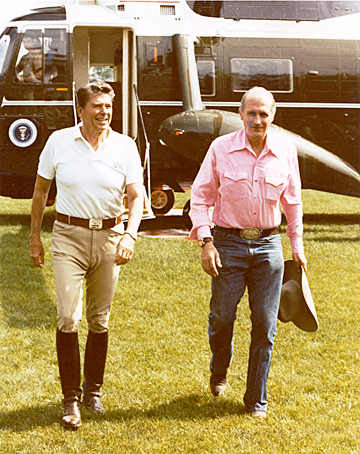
[73,123,114,144]
[228,128,281,158]
[73,123,83,140]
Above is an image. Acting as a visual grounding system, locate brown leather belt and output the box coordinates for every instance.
[214,225,280,240]
[56,212,122,230]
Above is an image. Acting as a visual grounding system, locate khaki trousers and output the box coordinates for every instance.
[51,221,122,333]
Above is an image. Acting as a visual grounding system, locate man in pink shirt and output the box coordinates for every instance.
[189,86,307,418]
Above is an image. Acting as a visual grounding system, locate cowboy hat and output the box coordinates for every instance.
[278,260,318,332]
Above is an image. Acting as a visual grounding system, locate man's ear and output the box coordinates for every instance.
[76,105,82,119]
[238,107,244,121]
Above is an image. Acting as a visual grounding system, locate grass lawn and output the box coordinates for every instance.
[0,190,359,453]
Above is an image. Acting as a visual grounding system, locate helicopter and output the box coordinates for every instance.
[1,0,360,218]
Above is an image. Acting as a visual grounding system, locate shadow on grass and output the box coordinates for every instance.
[0,403,61,432]
[1,210,360,236]
[0,395,247,432]
[303,213,360,224]
[0,212,55,231]
[0,218,57,329]
[2,212,360,230]
[109,394,247,422]
[302,214,360,242]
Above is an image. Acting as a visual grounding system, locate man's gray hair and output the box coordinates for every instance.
[240,87,276,115]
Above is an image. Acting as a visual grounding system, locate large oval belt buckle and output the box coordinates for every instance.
[240,227,261,240]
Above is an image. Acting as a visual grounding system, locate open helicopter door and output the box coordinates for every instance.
[72,25,153,220]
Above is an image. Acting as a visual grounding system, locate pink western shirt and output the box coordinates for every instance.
[189,128,304,253]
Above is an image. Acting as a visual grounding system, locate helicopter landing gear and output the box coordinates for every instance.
[150,188,175,215]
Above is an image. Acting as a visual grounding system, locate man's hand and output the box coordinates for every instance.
[29,174,52,269]
[201,242,222,277]
[293,252,307,273]
[115,233,135,266]
[29,237,45,268]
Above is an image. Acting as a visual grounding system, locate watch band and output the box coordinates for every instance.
[198,237,213,247]
[124,231,137,241]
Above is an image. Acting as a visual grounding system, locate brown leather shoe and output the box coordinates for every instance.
[83,393,106,413]
[210,373,227,396]
[62,398,81,429]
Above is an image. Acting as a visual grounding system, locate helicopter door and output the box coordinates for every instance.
[72,26,137,137]
[72,26,153,219]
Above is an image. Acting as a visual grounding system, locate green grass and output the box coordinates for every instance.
[0,190,359,453]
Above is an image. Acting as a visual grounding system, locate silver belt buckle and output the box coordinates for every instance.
[89,218,103,230]
[240,227,261,240]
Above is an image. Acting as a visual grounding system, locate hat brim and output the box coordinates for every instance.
[279,260,318,332]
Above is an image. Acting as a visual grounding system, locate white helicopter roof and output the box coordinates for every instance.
[4,0,360,41]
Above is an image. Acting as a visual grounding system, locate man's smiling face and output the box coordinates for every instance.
[78,93,113,136]
[239,89,275,146]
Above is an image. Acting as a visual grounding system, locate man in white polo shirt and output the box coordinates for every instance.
[29,81,144,429]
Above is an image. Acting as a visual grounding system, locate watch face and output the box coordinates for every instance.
[198,238,212,247]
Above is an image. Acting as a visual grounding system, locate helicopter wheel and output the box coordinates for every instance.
[151,189,175,215]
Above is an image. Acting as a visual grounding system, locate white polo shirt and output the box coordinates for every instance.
[38,124,143,219]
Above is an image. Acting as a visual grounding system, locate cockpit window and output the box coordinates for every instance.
[15,28,68,85]
[15,29,43,84]
[0,27,17,83]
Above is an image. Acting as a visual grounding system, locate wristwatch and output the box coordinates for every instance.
[198,237,213,247]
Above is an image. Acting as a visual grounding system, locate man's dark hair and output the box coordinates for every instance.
[77,81,115,108]
[23,31,41,49]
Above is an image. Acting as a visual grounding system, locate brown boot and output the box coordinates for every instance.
[56,330,82,400]
[83,330,108,413]
[62,397,81,430]
[83,392,106,413]
[210,372,227,396]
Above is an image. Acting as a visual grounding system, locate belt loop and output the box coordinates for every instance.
[67,215,71,225]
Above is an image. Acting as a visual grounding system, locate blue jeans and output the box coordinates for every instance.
[209,228,284,412]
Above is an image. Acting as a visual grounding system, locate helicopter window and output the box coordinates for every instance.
[15,28,67,85]
[142,43,176,98]
[43,29,68,84]
[197,60,215,96]
[139,38,181,101]
[231,58,293,93]
[145,44,166,68]
[90,66,115,82]
[15,29,43,84]
[0,27,17,83]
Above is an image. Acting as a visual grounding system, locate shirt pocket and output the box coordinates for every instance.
[220,170,248,199]
[264,175,287,204]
